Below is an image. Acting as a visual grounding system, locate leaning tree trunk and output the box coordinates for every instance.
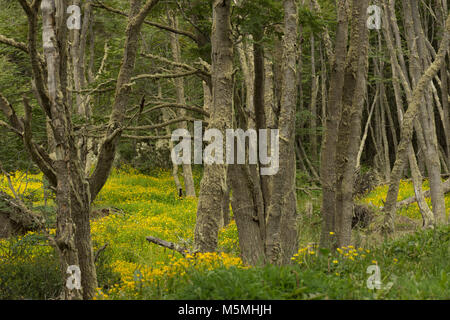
[404,0,446,224]
[381,0,435,228]
[436,0,450,168]
[383,12,450,232]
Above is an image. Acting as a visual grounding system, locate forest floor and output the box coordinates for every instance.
[0,167,449,299]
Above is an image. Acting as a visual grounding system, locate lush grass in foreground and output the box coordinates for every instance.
[0,168,449,299]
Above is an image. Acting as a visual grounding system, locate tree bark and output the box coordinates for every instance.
[265,0,298,264]
[334,0,369,247]
[319,0,348,248]
[41,0,82,300]
[194,0,233,252]
[168,11,196,197]
[383,11,450,232]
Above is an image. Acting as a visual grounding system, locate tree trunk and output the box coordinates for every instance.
[194,0,233,252]
[382,10,450,232]
[41,0,82,300]
[168,12,196,197]
[335,0,369,247]
[401,0,446,223]
[319,0,348,248]
[265,0,298,264]
[309,20,319,163]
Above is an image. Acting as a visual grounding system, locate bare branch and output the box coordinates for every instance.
[0,35,28,53]
[18,0,52,119]
[131,70,199,82]
[397,179,450,208]
[139,103,210,117]
[146,236,188,256]
[94,243,109,262]
[121,134,172,140]
[126,116,208,131]
[93,0,199,43]
[141,52,195,71]
[0,93,57,187]
[94,42,109,82]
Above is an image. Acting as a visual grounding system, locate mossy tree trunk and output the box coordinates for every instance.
[194,0,233,252]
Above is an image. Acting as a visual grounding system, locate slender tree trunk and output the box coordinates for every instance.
[41,0,82,300]
[168,12,196,197]
[436,0,450,168]
[319,0,348,248]
[265,0,298,264]
[382,11,450,232]
[335,0,369,247]
[357,87,377,170]
[405,0,446,223]
[310,23,319,162]
[385,18,434,227]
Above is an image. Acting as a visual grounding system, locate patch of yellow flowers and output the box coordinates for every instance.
[1,168,242,299]
[89,168,242,299]
[336,245,371,262]
[360,179,450,220]
[94,251,243,299]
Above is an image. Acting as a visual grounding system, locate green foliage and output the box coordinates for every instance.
[0,234,62,300]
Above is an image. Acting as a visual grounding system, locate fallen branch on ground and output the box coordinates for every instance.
[94,243,109,262]
[146,236,189,256]
[397,178,450,208]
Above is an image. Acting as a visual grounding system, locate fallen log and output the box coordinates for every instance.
[397,179,450,208]
[0,191,45,238]
[146,236,188,256]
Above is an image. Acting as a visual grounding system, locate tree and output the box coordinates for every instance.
[194,0,233,252]
[383,11,450,232]
[0,0,161,300]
